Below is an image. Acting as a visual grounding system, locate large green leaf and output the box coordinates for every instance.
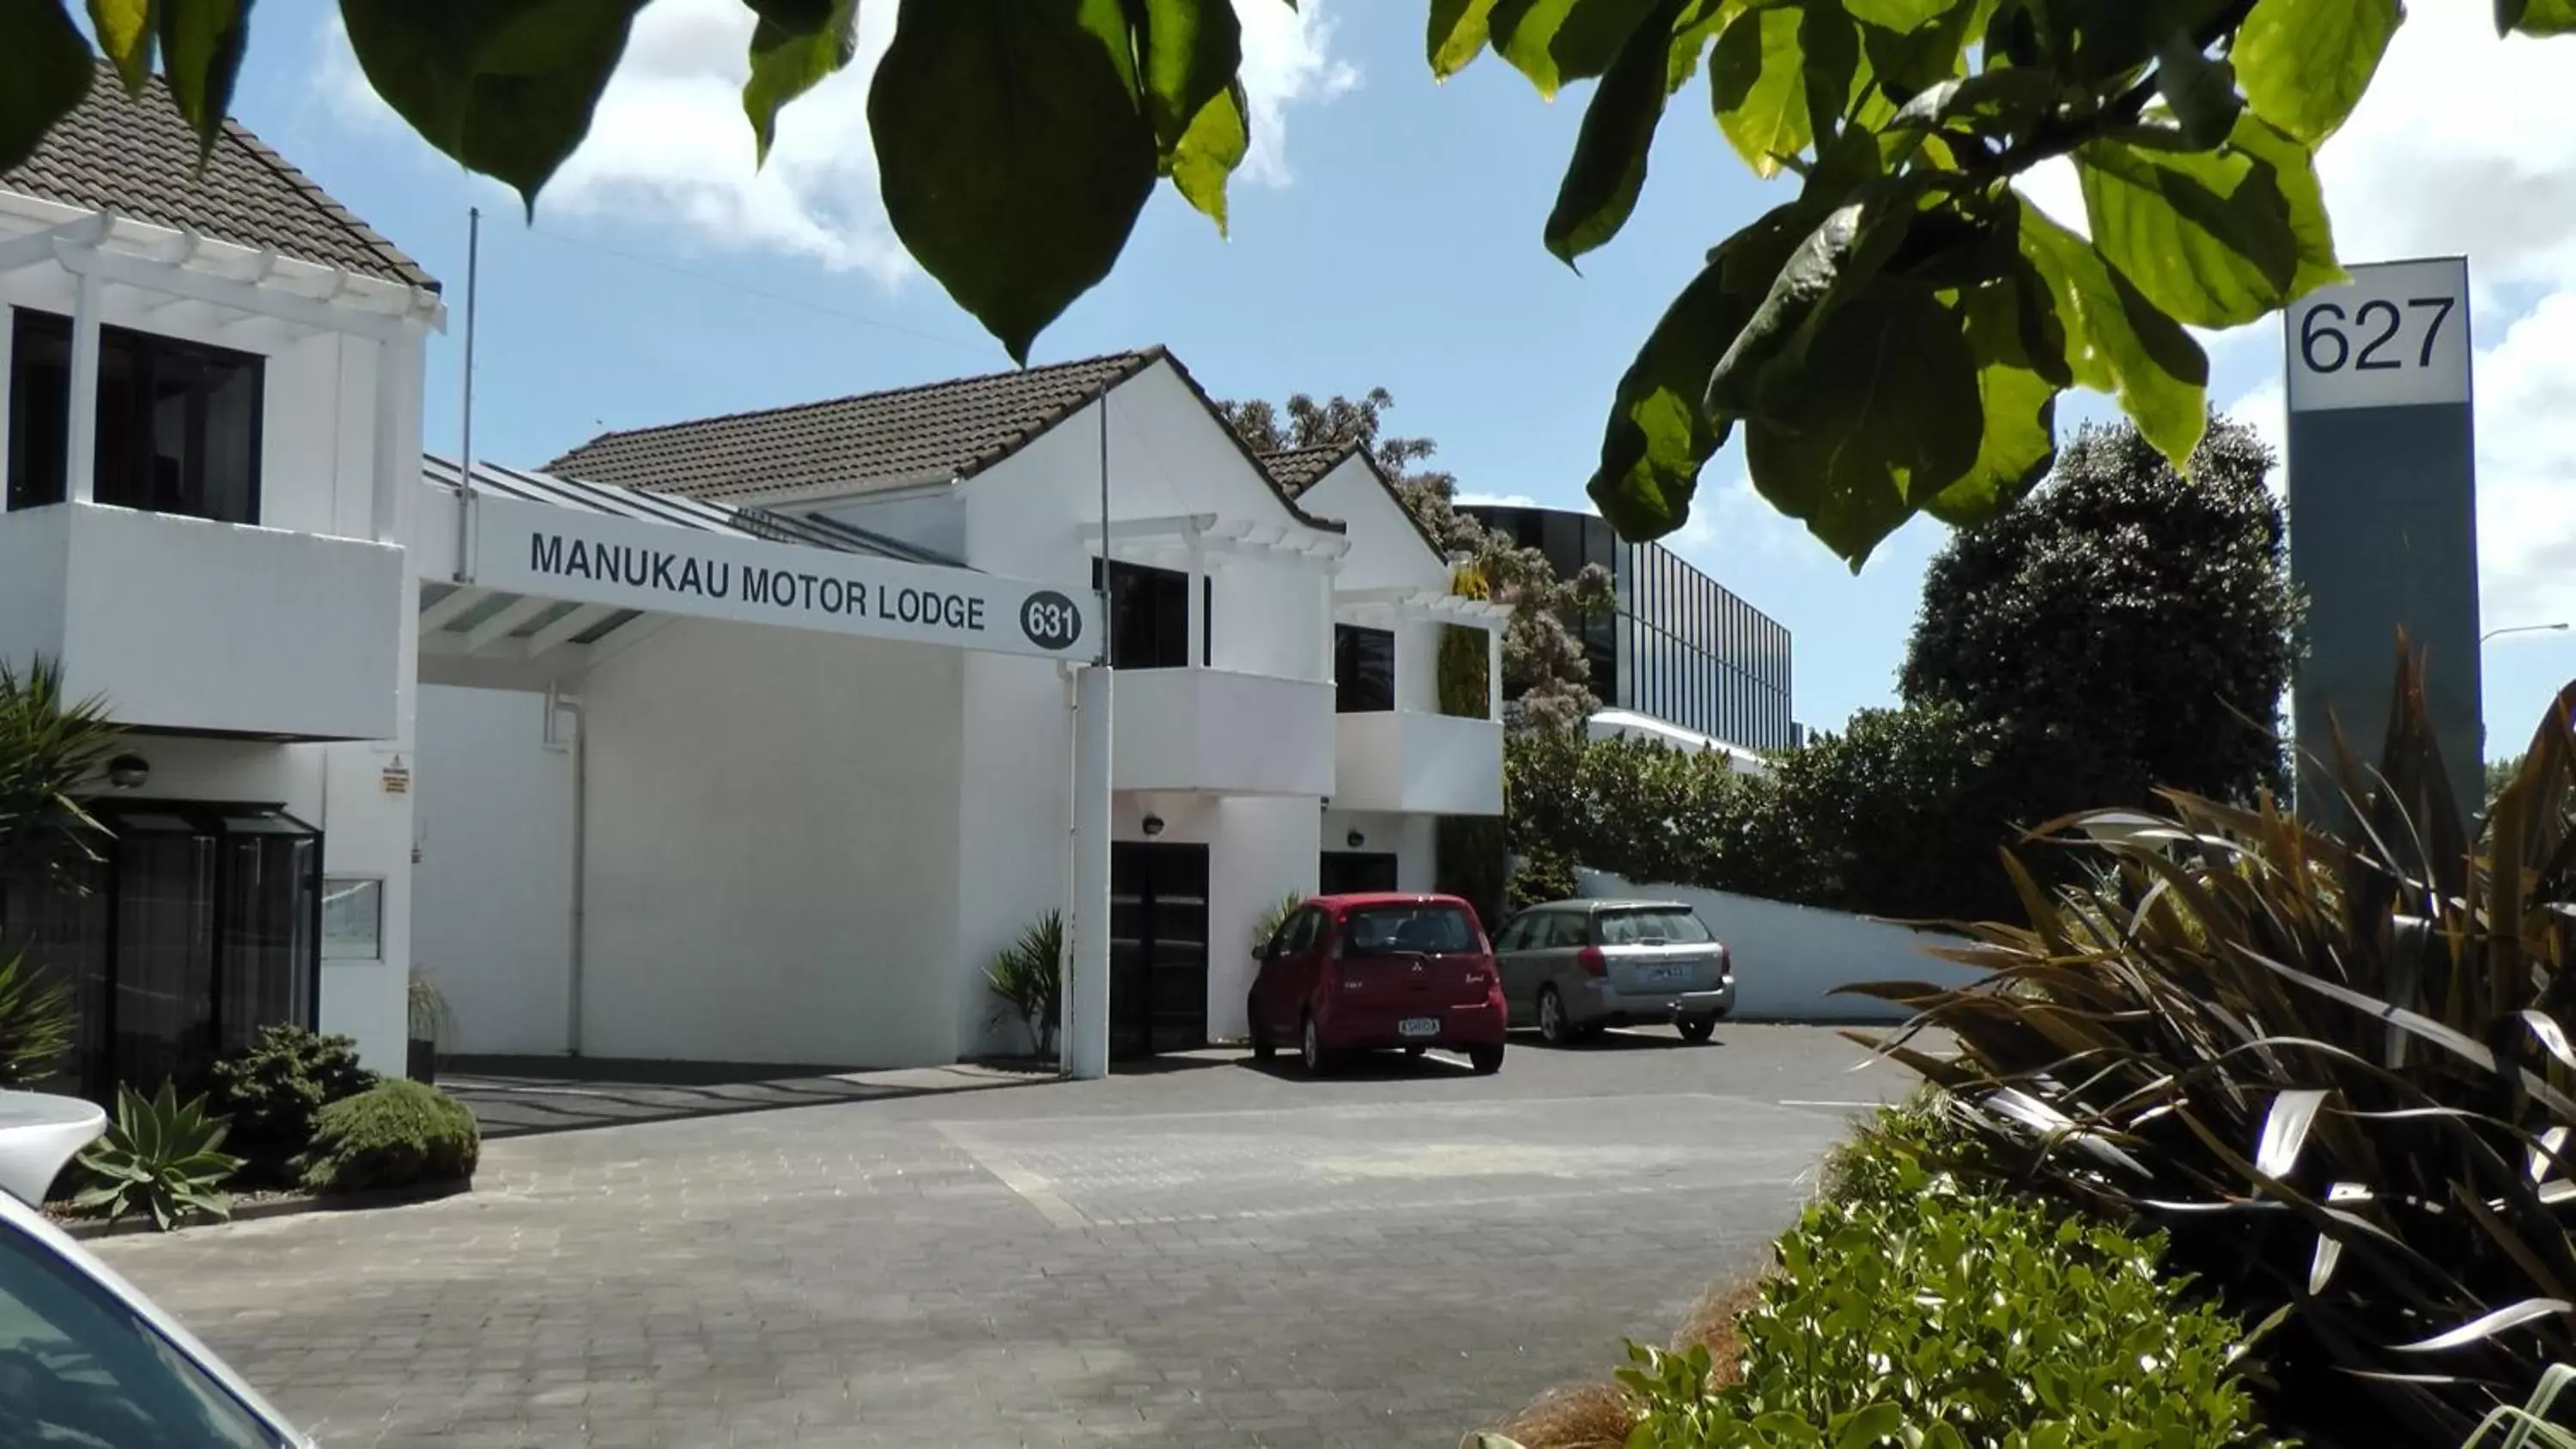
[1855,0,1975,99]
[1429,0,1501,76]
[2012,196,2207,467]
[1170,79,1249,233]
[2074,112,2336,329]
[87,0,152,94]
[743,0,859,167]
[1926,280,2058,526]
[869,0,1157,363]
[1710,3,1809,177]
[0,0,92,175]
[1136,0,1242,152]
[1742,282,1984,567]
[1544,0,1686,265]
[1583,200,1818,539]
[1490,0,1664,96]
[1706,179,1923,420]
[2235,0,2400,145]
[157,0,251,158]
[2500,0,2576,34]
[339,0,651,211]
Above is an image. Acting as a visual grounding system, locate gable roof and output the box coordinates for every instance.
[2,67,435,290]
[545,345,1343,531]
[1258,441,1451,567]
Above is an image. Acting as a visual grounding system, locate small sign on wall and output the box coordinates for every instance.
[380,755,410,795]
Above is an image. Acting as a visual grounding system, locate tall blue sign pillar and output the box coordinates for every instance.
[2285,257,2482,819]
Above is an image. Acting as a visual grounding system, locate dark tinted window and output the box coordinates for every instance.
[1334,624,1394,712]
[1091,560,1206,669]
[1344,905,1479,955]
[8,309,263,523]
[1596,907,1712,945]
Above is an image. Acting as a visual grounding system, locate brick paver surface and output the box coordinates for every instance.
[97,1025,1918,1449]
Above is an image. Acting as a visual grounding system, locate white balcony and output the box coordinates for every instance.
[1111,667,1335,797]
[1332,709,1504,816]
[0,502,404,740]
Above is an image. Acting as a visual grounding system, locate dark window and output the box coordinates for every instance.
[1334,624,1394,712]
[1343,905,1480,955]
[1091,560,1206,670]
[1597,907,1712,945]
[8,309,264,522]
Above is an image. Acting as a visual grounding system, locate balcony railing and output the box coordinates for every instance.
[1111,667,1334,796]
[1331,709,1504,816]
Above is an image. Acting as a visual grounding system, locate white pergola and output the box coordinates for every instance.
[1099,511,1354,673]
[0,198,447,542]
[1334,583,1514,721]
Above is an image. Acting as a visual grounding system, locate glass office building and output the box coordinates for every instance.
[1463,504,1795,753]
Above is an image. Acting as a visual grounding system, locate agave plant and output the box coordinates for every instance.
[74,1082,245,1232]
[1847,647,2576,1447]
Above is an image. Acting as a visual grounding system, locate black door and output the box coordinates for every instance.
[1110,842,1210,1059]
[1319,852,1400,895]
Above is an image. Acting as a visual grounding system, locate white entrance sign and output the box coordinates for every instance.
[471,493,1095,661]
[2286,257,2471,413]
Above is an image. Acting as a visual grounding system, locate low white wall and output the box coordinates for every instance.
[1576,870,1982,1022]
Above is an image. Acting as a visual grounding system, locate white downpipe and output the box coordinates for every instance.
[1067,663,1114,1081]
[452,207,481,584]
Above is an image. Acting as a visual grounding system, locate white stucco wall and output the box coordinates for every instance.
[574,619,967,1067]
[1575,870,1979,1022]
[412,684,576,1056]
[1320,807,1437,892]
[953,651,1076,1057]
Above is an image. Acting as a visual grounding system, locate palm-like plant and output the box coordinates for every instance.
[0,658,119,890]
[0,951,75,1088]
[985,911,1064,1059]
[74,1082,244,1232]
[1849,649,2576,1447]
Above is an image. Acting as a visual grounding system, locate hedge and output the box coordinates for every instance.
[298,1078,480,1194]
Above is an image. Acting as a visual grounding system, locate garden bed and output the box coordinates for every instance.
[44,1177,473,1240]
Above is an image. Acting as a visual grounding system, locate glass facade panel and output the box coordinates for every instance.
[8,309,265,522]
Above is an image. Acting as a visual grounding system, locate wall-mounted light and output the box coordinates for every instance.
[1141,814,1165,838]
[1346,829,1365,849]
[106,754,149,791]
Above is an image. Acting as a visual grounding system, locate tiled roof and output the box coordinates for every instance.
[547,349,1167,502]
[1,66,434,290]
[545,347,1346,532]
[1259,442,1357,497]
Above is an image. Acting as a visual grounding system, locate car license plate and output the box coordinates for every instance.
[1398,1016,1440,1038]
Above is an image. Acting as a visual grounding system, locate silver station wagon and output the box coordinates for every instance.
[1493,899,1736,1045]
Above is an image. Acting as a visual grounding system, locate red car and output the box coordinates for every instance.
[1247,893,1508,1076]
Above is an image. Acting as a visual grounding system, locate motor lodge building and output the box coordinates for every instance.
[0,79,1511,1088]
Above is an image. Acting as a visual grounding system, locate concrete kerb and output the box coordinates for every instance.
[56,1178,473,1241]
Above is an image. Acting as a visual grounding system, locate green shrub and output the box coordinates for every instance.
[297,1078,478,1194]
[1850,658,2576,1444]
[207,1024,377,1185]
[0,950,75,1088]
[73,1082,243,1231]
[1610,1161,2279,1449]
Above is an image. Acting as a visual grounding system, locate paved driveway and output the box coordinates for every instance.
[98,1025,1920,1449]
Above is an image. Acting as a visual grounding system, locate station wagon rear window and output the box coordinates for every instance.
[1595,908,1711,945]
[1344,906,1480,955]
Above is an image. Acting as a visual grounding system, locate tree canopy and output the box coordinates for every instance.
[7,2,2569,567]
[1218,389,1615,731]
[1902,414,2303,815]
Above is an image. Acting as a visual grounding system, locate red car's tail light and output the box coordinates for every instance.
[1577,946,1607,978]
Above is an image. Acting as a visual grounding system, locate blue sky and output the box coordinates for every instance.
[226,0,2575,755]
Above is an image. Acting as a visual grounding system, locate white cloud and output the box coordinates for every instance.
[1454,491,1542,508]
[319,1,1358,281]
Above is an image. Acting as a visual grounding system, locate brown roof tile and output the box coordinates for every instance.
[1,67,434,290]
[1259,441,1355,497]
[545,348,1346,533]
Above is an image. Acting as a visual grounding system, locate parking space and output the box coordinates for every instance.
[96,1024,1922,1448]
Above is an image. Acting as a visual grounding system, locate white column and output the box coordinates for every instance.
[1186,544,1206,669]
[64,270,101,505]
[369,329,416,543]
[1486,621,1504,721]
[1066,663,1114,1081]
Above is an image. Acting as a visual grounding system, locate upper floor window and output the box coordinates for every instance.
[1091,559,1207,670]
[6,308,264,524]
[1333,624,1394,712]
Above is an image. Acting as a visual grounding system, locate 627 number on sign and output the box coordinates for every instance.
[2300,296,2455,375]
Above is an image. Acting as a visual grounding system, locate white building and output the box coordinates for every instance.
[413,353,1509,1069]
[0,75,444,1093]
[0,80,1510,1092]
